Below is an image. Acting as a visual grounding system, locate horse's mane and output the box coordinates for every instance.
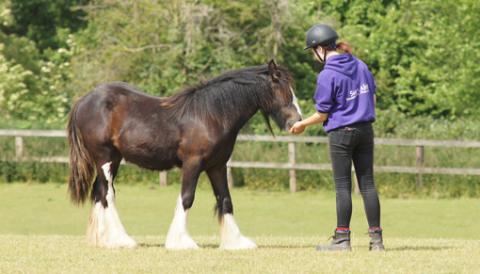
[161,65,269,107]
[160,64,291,127]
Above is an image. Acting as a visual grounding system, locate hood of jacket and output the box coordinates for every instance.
[323,54,358,77]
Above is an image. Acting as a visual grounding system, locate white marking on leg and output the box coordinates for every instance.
[87,202,105,246]
[86,162,136,248]
[290,85,303,117]
[220,214,256,250]
[165,195,199,250]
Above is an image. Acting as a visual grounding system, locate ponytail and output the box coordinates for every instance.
[336,42,352,54]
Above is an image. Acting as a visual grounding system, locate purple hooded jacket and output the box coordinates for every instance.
[313,54,376,132]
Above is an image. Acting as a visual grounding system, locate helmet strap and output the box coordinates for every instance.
[313,47,325,64]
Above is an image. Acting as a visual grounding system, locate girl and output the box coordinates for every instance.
[290,24,384,251]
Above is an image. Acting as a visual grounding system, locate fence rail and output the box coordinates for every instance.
[1,129,480,192]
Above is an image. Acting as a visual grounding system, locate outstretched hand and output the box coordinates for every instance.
[289,121,306,135]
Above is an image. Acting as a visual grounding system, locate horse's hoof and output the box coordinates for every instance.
[165,234,199,250]
[220,235,257,250]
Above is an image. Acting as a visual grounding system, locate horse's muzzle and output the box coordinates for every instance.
[286,118,302,131]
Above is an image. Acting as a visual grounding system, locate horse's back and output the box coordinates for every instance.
[72,82,181,170]
[76,82,163,119]
[83,82,160,107]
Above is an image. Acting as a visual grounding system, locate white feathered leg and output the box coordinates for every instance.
[86,162,137,248]
[220,213,256,250]
[165,195,199,250]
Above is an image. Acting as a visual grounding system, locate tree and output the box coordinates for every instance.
[5,0,88,50]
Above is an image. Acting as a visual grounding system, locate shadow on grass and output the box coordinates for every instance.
[258,244,314,249]
[138,243,314,249]
[139,243,221,249]
[139,243,164,248]
[138,242,454,251]
[385,246,454,252]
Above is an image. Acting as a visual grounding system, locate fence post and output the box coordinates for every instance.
[15,136,24,161]
[227,158,234,189]
[416,145,424,189]
[288,142,297,193]
[159,171,167,187]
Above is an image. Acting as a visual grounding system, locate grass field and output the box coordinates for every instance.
[1,183,479,273]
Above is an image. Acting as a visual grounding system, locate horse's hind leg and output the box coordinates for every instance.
[87,154,136,248]
[206,164,256,250]
[165,158,201,249]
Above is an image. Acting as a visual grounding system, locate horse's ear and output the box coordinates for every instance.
[268,59,280,82]
[268,59,277,70]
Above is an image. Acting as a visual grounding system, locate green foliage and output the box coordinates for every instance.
[0,34,75,124]
[0,0,81,126]
[354,0,480,117]
[0,44,33,117]
[5,0,88,50]
[1,0,480,125]
[69,0,307,98]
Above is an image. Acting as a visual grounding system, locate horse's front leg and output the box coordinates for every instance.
[207,164,257,250]
[165,158,202,250]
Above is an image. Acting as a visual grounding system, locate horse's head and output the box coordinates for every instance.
[260,60,303,133]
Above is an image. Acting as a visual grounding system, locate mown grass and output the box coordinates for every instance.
[0,183,479,273]
[1,235,479,274]
[1,183,479,238]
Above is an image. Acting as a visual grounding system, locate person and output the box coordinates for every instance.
[290,24,384,251]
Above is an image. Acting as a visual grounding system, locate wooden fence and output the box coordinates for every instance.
[2,129,480,192]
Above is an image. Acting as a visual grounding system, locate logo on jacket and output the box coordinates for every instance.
[346,83,369,101]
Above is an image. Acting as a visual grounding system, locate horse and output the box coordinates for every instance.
[67,60,302,249]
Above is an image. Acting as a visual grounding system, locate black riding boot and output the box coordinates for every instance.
[369,229,385,251]
[316,230,351,251]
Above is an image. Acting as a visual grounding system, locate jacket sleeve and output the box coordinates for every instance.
[313,74,334,113]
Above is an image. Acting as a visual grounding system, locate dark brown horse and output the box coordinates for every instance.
[67,60,302,249]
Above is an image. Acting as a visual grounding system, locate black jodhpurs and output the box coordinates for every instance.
[328,122,380,228]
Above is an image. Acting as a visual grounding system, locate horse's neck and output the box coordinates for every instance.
[229,106,259,134]
[163,80,265,133]
[223,87,265,133]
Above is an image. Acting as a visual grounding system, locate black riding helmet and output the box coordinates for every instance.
[304,24,338,50]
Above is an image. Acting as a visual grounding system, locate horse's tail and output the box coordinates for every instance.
[67,101,95,205]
